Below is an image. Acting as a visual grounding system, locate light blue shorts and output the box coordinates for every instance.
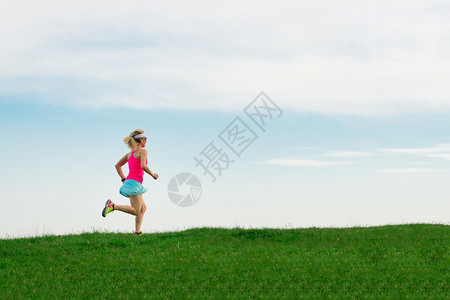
[119,179,148,197]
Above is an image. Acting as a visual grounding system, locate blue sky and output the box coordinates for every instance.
[1,0,449,238]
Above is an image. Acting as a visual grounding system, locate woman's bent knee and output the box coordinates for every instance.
[133,207,141,215]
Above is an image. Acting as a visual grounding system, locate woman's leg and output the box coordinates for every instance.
[132,196,146,233]
[114,199,138,215]
[111,195,147,232]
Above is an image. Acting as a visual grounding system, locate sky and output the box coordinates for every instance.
[1,0,449,238]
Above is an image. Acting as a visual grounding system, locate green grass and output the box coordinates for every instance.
[0,224,448,299]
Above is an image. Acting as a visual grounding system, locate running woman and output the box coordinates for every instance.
[102,129,159,235]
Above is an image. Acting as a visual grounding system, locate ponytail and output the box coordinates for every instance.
[123,129,144,149]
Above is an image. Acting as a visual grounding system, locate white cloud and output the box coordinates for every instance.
[410,162,435,165]
[428,154,450,161]
[380,143,450,162]
[284,146,318,150]
[376,168,444,174]
[255,159,357,167]
[1,1,450,115]
[324,151,376,158]
[381,143,450,154]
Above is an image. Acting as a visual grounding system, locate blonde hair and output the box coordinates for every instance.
[123,129,145,149]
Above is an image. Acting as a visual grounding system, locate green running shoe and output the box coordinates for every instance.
[102,199,115,217]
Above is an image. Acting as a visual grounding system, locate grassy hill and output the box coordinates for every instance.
[0,224,448,299]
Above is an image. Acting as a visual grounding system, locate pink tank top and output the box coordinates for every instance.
[126,150,147,184]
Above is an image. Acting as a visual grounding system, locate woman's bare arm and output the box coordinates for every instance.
[115,153,129,180]
[140,149,159,180]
